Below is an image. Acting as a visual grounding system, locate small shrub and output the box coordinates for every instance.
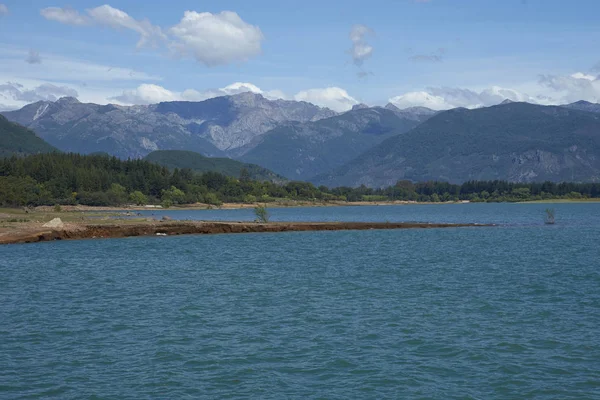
[254,205,270,223]
[53,204,62,213]
[129,191,148,206]
[203,192,222,206]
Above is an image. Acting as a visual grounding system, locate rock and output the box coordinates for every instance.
[161,216,172,221]
[43,218,64,229]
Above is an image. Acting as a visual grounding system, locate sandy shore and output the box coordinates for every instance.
[0,220,492,245]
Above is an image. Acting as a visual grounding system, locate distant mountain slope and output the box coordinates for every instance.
[313,102,600,187]
[239,107,429,180]
[0,115,58,157]
[562,100,600,114]
[384,103,438,120]
[1,93,336,159]
[144,150,287,183]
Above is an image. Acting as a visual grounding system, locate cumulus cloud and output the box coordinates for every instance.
[110,83,358,111]
[41,6,263,65]
[0,4,8,15]
[25,49,42,64]
[388,70,600,110]
[111,82,287,105]
[294,87,358,112]
[389,86,540,110]
[110,83,178,104]
[348,24,374,67]
[538,72,600,103]
[0,82,78,103]
[169,11,264,66]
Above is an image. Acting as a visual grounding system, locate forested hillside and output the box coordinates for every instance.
[0,115,58,157]
[314,102,600,187]
[1,153,599,207]
[144,150,287,183]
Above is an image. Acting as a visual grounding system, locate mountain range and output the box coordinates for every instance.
[1,93,336,159]
[313,102,600,187]
[238,106,433,180]
[2,95,600,186]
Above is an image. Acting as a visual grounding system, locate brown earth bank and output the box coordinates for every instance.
[0,220,493,245]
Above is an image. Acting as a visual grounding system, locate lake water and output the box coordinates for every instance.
[1,203,600,399]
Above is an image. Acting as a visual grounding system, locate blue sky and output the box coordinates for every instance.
[1,0,600,111]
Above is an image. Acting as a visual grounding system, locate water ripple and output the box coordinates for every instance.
[1,204,600,399]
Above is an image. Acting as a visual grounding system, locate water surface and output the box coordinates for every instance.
[1,203,599,399]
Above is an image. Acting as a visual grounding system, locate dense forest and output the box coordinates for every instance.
[0,115,58,158]
[0,153,599,207]
[144,150,286,183]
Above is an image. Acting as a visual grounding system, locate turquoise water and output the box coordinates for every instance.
[1,203,600,399]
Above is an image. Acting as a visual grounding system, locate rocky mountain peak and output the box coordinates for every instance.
[351,103,370,111]
[228,92,266,108]
[55,96,81,105]
[384,103,401,112]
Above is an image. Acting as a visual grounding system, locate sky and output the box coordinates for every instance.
[1,0,600,112]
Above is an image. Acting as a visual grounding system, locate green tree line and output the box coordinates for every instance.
[0,153,599,207]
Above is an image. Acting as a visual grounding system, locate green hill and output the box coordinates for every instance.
[313,102,600,187]
[0,115,58,157]
[144,150,287,182]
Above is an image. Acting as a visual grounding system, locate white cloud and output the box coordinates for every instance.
[571,72,596,81]
[110,83,360,111]
[389,91,453,110]
[41,6,264,66]
[0,82,78,103]
[0,4,8,16]
[538,72,600,103]
[169,11,264,66]
[111,81,287,105]
[389,86,540,110]
[40,7,90,25]
[389,69,600,111]
[87,5,166,48]
[217,82,287,100]
[294,87,358,112]
[41,5,165,48]
[349,24,374,66]
[25,49,42,65]
[111,83,178,104]
[220,82,263,95]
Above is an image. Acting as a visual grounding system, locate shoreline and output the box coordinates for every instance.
[26,198,600,213]
[0,220,493,246]
[29,200,443,213]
